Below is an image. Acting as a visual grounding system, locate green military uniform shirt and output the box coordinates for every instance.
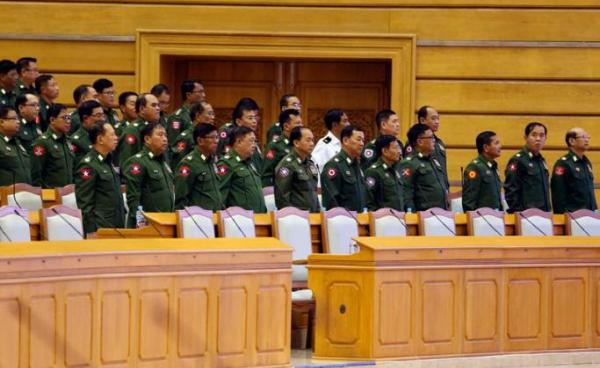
[216,121,235,157]
[75,149,125,233]
[68,110,81,136]
[0,133,31,186]
[174,149,223,210]
[0,87,17,108]
[14,79,37,96]
[216,148,267,213]
[30,128,75,188]
[117,118,149,168]
[166,105,191,144]
[551,150,597,214]
[404,134,448,187]
[266,122,282,143]
[39,98,52,131]
[123,147,175,228]
[321,150,367,211]
[104,107,120,128]
[262,136,291,187]
[274,150,320,212]
[462,154,502,211]
[170,127,194,169]
[399,151,448,212]
[17,116,42,154]
[69,126,93,167]
[364,158,404,211]
[113,119,131,138]
[504,147,550,213]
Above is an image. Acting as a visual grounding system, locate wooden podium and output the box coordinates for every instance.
[308,236,600,360]
[0,238,292,368]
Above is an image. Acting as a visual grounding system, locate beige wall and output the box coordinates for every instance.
[3,0,600,180]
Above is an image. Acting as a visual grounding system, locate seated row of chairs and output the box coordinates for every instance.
[0,205,84,242]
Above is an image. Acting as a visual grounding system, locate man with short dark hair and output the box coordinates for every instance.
[15,93,42,152]
[266,94,302,143]
[170,101,214,169]
[551,128,596,214]
[35,74,59,131]
[151,83,171,130]
[274,126,320,212]
[409,105,448,187]
[400,123,448,211]
[504,122,551,213]
[75,121,125,234]
[0,105,31,185]
[69,84,98,135]
[93,78,120,128]
[117,93,161,168]
[116,91,137,136]
[31,104,75,188]
[174,123,222,210]
[364,134,404,211]
[312,109,350,174]
[321,125,367,211]
[70,100,104,165]
[261,108,302,186]
[462,131,503,211]
[361,109,401,170]
[15,57,39,96]
[123,123,174,227]
[167,80,205,143]
[0,60,18,107]
[216,126,266,213]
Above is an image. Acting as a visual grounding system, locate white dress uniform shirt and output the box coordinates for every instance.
[312,130,341,188]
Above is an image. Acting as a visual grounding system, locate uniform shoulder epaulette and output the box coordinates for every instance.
[224,154,230,160]
[73,135,79,140]
[334,157,339,162]
[561,156,567,161]
[473,159,478,164]
[175,109,182,115]
[323,137,332,144]
[181,132,187,136]
[186,154,193,161]
[406,156,412,161]
[286,157,292,162]
[135,153,142,158]
[515,153,521,158]
[84,157,91,163]
[370,163,378,169]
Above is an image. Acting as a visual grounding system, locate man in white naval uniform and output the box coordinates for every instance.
[311,108,350,179]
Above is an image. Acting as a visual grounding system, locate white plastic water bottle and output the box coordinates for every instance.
[135,206,147,228]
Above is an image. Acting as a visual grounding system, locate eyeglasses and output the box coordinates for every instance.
[204,134,219,140]
[2,116,18,121]
[24,103,40,107]
[102,91,115,96]
[59,115,72,122]
[91,112,106,118]
[419,135,435,140]
[575,135,591,140]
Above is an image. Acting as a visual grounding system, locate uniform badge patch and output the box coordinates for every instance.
[79,167,93,180]
[130,163,142,175]
[179,165,191,177]
[125,134,137,145]
[33,145,45,156]
[405,145,413,154]
[278,167,290,177]
[217,164,229,176]
[220,131,228,139]
[176,141,186,152]
[366,177,376,188]
[508,162,517,172]
[468,170,477,180]
[68,143,77,153]
[171,121,181,130]
[402,167,412,177]
[554,166,565,176]
[326,168,337,178]
[363,148,374,159]
[266,150,275,160]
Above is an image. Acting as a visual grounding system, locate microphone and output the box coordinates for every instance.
[11,171,24,209]
[475,210,503,236]
[342,207,361,254]
[51,208,85,239]
[517,212,548,236]
[182,206,210,238]
[567,212,591,236]
[429,209,456,235]
[387,208,408,232]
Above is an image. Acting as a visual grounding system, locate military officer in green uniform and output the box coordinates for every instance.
[462,131,503,211]
[321,125,367,211]
[75,121,125,234]
[262,109,302,186]
[216,126,267,213]
[504,122,551,213]
[167,80,205,144]
[274,126,320,212]
[364,135,404,211]
[151,84,171,130]
[265,94,302,143]
[551,128,597,214]
[70,100,105,166]
[174,123,223,210]
[31,104,74,188]
[361,109,402,171]
[170,101,214,169]
[15,57,39,96]
[216,97,258,156]
[93,78,120,129]
[116,91,138,137]
[0,105,31,185]
[35,74,59,131]
[117,93,160,168]
[400,123,448,212]
[69,84,98,135]
[123,123,174,228]
[15,93,42,153]
[0,60,18,108]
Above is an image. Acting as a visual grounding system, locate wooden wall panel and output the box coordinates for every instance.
[64,281,95,368]
[463,269,502,354]
[0,286,20,368]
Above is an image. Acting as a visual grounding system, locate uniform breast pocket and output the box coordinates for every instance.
[2,151,20,168]
[147,170,166,191]
[48,147,65,160]
[341,171,357,191]
[296,172,312,190]
[97,170,113,183]
[236,169,254,189]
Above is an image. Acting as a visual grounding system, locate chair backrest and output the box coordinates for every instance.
[263,186,277,212]
[467,208,505,236]
[565,209,600,236]
[321,207,359,254]
[515,208,554,236]
[272,207,312,282]
[218,207,256,238]
[418,208,456,236]
[176,206,215,238]
[449,191,463,213]
[1,183,43,211]
[56,184,78,209]
[0,206,30,242]
[369,208,406,237]
[41,205,84,240]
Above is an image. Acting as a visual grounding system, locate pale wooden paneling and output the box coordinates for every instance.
[64,281,95,367]
[29,293,58,367]
[256,286,287,352]
[463,269,501,354]
[177,288,209,358]
[139,287,170,361]
[326,282,361,345]
[0,286,20,368]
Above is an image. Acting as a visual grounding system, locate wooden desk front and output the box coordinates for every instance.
[0,238,292,368]
[308,236,600,360]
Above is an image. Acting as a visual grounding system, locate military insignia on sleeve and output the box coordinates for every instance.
[278,167,290,177]
[219,131,228,139]
[125,134,137,145]
[266,150,275,160]
[554,166,565,176]
[467,170,477,180]
[171,121,181,130]
[217,164,229,176]
[366,177,376,188]
[33,145,45,156]
[363,148,374,159]
[404,145,413,154]
[179,165,191,177]
[508,162,517,172]
[402,167,412,177]
[130,163,142,175]
[79,167,93,180]
[326,168,337,178]
[68,143,77,153]
[176,141,186,152]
